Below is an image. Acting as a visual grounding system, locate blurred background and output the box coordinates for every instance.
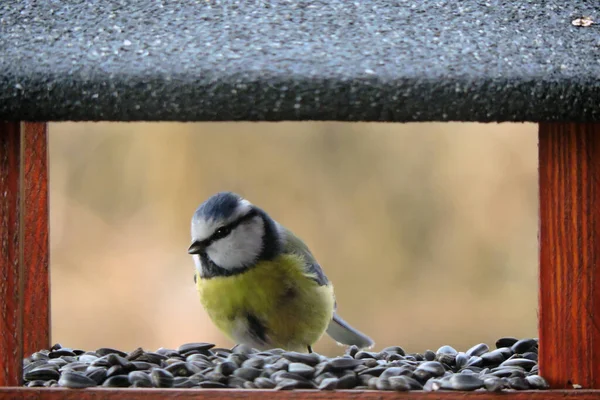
[49,122,538,356]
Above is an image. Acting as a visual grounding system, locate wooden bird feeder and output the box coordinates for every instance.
[1,0,599,398]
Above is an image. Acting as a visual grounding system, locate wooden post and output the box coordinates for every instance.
[21,123,50,356]
[0,121,23,386]
[539,123,600,389]
[0,122,49,386]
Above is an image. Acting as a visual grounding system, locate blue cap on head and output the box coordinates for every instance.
[194,192,242,221]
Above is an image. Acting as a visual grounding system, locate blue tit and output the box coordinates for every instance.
[187,192,374,353]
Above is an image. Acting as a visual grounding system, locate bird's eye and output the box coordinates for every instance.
[213,226,231,239]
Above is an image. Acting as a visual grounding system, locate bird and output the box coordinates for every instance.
[187,191,374,354]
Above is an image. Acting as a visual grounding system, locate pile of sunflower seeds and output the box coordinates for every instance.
[23,337,548,391]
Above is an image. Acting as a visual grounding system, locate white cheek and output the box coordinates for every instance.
[192,254,203,273]
[206,218,265,269]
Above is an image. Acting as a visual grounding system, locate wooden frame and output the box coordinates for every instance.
[1,388,600,399]
[0,122,49,388]
[0,121,598,398]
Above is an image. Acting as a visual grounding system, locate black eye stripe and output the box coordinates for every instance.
[203,209,259,246]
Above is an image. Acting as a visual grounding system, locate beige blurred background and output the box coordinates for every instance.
[48,122,538,356]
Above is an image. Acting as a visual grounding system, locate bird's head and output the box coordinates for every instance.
[188,192,277,271]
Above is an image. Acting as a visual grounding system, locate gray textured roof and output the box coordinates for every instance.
[1,1,599,122]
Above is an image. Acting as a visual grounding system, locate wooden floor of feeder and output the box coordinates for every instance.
[1,0,600,398]
[1,388,600,399]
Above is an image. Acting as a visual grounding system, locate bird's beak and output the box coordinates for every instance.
[188,241,205,255]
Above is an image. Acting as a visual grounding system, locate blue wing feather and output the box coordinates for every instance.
[279,225,329,286]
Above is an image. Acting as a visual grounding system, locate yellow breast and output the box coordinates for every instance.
[196,253,335,352]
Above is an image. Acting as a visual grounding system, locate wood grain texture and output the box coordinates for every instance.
[1,389,600,400]
[539,123,600,389]
[0,122,23,386]
[21,123,50,356]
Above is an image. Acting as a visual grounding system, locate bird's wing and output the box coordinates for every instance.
[279,224,374,349]
[279,225,329,286]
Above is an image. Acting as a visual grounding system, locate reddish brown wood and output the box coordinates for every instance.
[0,122,23,386]
[539,123,600,389]
[21,123,50,356]
[0,389,600,400]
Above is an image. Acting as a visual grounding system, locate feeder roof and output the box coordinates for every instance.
[1,1,598,122]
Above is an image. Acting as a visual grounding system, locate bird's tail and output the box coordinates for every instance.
[326,312,374,349]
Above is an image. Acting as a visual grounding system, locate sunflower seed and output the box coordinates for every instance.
[241,357,264,369]
[150,368,174,388]
[526,375,549,389]
[230,367,259,381]
[329,357,363,370]
[166,361,193,376]
[400,375,423,390]
[137,352,166,364]
[96,348,127,357]
[255,377,276,389]
[449,374,484,390]
[481,349,507,365]
[345,345,359,358]
[275,378,301,390]
[511,339,537,354]
[78,354,98,364]
[178,343,215,355]
[500,358,537,370]
[336,373,357,389]
[484,377,505,391]
[358,366,386,376]
[465,356,483,367]
[437,345,458,355]
[423,350,436,361]
[58,371,97,388]
[215,361,237,376]
[508,376,530,390]
[272,371,311,384]
[389,376,411,391]
[416,361,445,377]
[49,350,76,358]
[126,347,145,361]
[26,365,61,382]
[231,344,256,355]
[495,337,518,349]
[85,366,107,384]
[455,353,468,369]
[314,371,337,384]
[354,351,379,359]
[131,361,155,370]
[102,375,130,387]
[288,362,315,378]
[106,365,124,378]
[380,367,409,379]
[126,371,150,386]
[318,377,338,390]
[375,377,392,390]
[466,343,489,357]
[197,381,227,388]
[382,346,406,356]
[156,348,180,358]
[491,367,525,378]
[227,376,247,388]
[31,352,49,362]
[281,352,320,365]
